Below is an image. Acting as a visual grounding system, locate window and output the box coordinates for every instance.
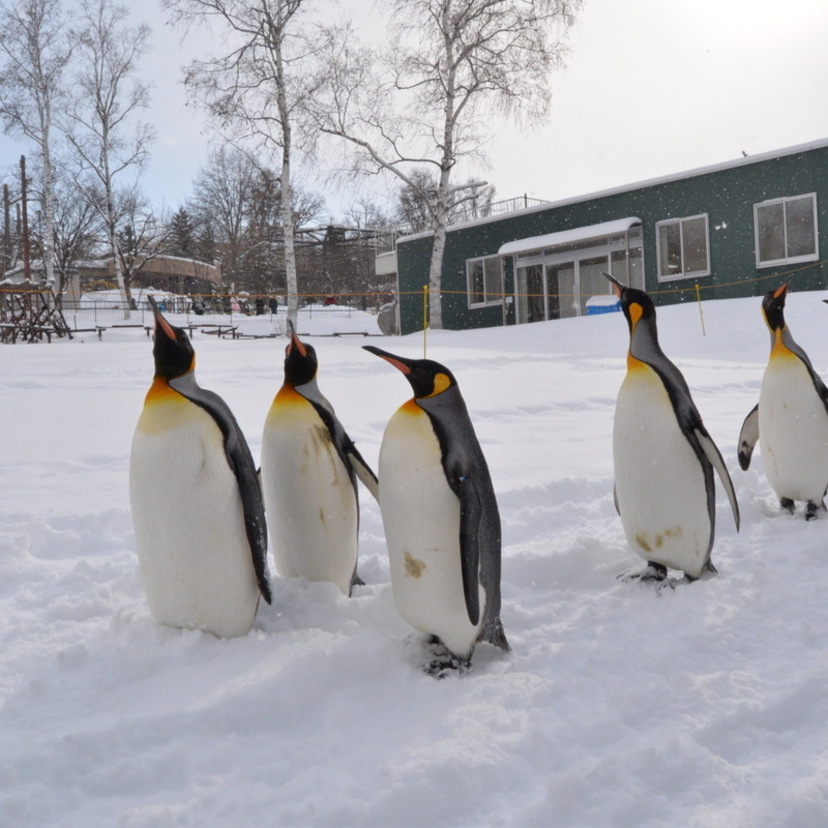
[467,256,503,307]
[656,214,710,281]
[754,193,818,267]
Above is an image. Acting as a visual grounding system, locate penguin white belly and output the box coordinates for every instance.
[130,388,260,638]
[378,402,483,658]
[613,365,711,577]
[759,354,828,503]
[261,390,357,594]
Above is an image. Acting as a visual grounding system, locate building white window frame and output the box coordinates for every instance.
[655,213,711,282]
[753,192,819,268]
[466,255,504,308]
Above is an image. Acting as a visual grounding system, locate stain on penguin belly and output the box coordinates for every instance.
[760,360,828,502]
[614,369,710,576]
[404,550,427,578]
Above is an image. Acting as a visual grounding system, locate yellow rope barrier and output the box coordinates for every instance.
[11,257,824,316]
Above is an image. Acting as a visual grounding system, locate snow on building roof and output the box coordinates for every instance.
[498,217,641,257]
[397,137,828,244]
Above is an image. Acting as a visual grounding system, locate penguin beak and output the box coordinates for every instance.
[603,271,625,299]
[286,319,307,357]
[363,345,413,375]
[773,282,789,299]
[148,295,177,342]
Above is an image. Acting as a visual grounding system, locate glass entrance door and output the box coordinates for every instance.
[578,255,612,315]
[516,264,545,323]
[545,262,576,319]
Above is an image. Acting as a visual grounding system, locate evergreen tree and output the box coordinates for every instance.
[169,207,194,257]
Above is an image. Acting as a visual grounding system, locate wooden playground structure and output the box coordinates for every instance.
[0,282,72,344]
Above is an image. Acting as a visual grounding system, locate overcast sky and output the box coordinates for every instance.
[0,0,826,222]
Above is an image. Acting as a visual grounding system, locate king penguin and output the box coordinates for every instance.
[606,274,740,581]
[129,296,271,637]
[364,345,509,674]
[260,321,378,595]
[737,282,828,518]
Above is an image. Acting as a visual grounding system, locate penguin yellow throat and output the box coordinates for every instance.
[625,303,647,372]
[144,376,187,404]
[626,351,647,372]
[273,382,304,407]
[770,327,794,359]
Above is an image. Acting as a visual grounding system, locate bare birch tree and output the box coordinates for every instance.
[0,0,72,290]
[317,0,580,329]
[64,0,154,318]
[162,0,325,326]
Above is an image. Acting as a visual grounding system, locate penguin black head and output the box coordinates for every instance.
[761,282,789,332]
[363,345,457,398]
[603,272,656,335]
[149,295,195,379]
[283,320,318,386]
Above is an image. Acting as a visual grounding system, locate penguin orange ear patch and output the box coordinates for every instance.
[426,373,452,397]
[628,303,643,327]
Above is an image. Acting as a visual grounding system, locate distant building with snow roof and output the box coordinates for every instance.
[391,138,828,333]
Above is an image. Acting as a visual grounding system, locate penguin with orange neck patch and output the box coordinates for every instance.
[129,296,271,637]
[738,282,828,518]
[606,274,740,582]
[260,322,378,595]
[364,345,509,675]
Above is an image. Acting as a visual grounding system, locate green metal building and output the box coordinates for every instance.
[394,139,828,334]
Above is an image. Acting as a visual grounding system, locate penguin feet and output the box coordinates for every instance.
[805,500,826,521]
[780,497,796,515]
[422,636,472,678]
[425,654,472,679]
[683,561,718,585]
[617,562,668,583]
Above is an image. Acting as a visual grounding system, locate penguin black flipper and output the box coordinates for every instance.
[694,424,741,531]
[457,474,482,627]
[169,374,272,605]
[646,353,740,533]
[737,404,759,471]
[420,385,499,632]
[345,442,380,502]
[798,352,828,420]
[303,393,379,501]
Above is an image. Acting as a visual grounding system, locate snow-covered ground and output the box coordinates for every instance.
[2,289,828,827]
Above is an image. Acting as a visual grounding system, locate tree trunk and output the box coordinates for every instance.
[41,137,56,291]
[281,151,298,329]
[274,16,298,331]
[428,221,447,329]
[106,189,129,320]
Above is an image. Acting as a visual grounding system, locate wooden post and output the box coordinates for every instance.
[20,156,30,283]
[422,284,429,357]
[695,282,706,336]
